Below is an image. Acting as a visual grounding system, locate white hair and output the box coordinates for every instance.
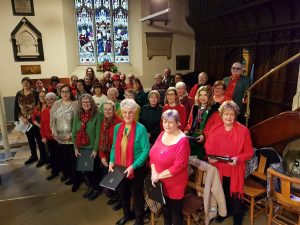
[120,99,138,112]
[175,81,186,89]
[45,92,56,100]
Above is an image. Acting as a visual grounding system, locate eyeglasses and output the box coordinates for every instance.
[231,67,242,70]
[167,93,175,96]
[61,90,70,94]
[82,101,91,104]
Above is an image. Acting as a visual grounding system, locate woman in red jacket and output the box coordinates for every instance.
[31,90,48,167]
[150,109,190,225]
[40,92,59,180]
[99,100,123,209]
[205,100,253,225]
[162,87,186,131]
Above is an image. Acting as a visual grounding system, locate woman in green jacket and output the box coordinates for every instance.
[72,94,102,200]
[109,99,150,225]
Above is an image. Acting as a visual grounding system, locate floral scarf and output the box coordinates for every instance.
[191,106,208,133]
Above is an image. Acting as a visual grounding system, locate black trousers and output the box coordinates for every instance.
[58,144,76,182]
[47,139,60,175]
[223,176,244,225]
[118,165,146,225]
[162,196,184,225]
[83,155,103,190]
[25,124,48,161]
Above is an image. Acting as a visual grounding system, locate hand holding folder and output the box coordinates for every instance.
[144,175,166,205]
[100,165,127,191]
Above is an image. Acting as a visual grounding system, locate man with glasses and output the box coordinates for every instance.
[223,62,250,124]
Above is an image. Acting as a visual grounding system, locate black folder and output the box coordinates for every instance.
[145,176,166,205]
[207,154,233,163]
[76,149,94,171]
[99,165,127,191]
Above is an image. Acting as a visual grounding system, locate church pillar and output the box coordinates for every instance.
[0,91,11,161]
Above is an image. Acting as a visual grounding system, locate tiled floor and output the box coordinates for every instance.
[0,146,268,225]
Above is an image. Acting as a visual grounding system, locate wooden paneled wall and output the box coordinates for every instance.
[187,0,300,125]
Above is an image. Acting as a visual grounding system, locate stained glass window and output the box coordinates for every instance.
[75,0,129,64]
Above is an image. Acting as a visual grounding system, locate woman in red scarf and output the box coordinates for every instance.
[109,99,150,225]
[72,94,101,198]
[99,99,123,209]
[204,100,253,225]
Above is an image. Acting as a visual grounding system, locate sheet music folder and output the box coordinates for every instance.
[207,154,233,163]
[99,165,127,191]
[76,149,94,171]
[145,176,166,205]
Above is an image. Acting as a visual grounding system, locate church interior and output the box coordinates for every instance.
[1,0,300,225]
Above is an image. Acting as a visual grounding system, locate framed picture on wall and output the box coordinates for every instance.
[11,0,35,16]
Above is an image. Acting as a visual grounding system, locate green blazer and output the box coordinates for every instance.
[72,112,101,151]
[110,122,150,169]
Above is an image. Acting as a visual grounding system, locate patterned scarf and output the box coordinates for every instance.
[191,106,207,133]
[100,116,115,153]
[75,111,92,147]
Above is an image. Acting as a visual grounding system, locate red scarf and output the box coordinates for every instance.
[224,76,240,99]
[115,121,136,179]
[75,111,92,147]
[209,122,251,198]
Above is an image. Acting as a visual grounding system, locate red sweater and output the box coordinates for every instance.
[31,106,42,124]
[98,115,123,159]
[150,132,190,199]
[40,107,53,140]
[188,84,200,102]
[162,104,186,131]
[204,122,253,197]
[71,84,77,96]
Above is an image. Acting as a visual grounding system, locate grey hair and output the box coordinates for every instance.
[120,99,138,112]
[161,109,180,124]
[107,87,119,97]
[103,99,116,112]
[175,81,188,97]
[45,92,56,100]
[175,81,186,89]
[199,72,208,81]
[77,94,98,117]
[219,100,240,118]
[155,73,163,79]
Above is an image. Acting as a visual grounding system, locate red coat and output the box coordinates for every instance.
[98,114,123,159]
[31,106,42,124]
[71,84,77,96]
[188,84,200,102]
[40,107,53,140]
[204,122,253,197]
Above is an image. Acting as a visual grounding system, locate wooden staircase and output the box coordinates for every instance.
[250,108,300,154]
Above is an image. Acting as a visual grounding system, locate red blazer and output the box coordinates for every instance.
[40,107,53,140]
[99,114,123,159]
[31,106,42,124]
